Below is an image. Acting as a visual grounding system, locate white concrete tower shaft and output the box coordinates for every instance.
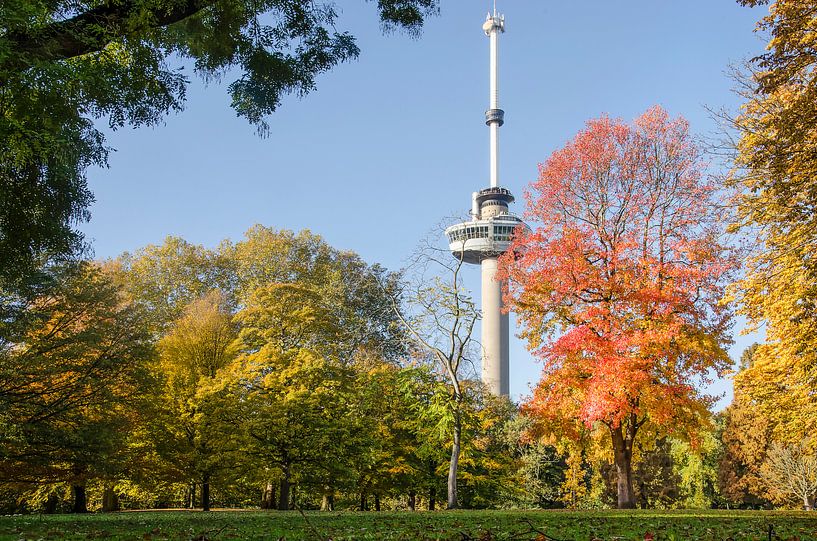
[481,11,509,396]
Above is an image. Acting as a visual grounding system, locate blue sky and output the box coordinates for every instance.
[81,0,767,406]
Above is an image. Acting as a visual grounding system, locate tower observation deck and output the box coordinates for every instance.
[445,11,528,396]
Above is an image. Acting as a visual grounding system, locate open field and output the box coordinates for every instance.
[2,509,817,541]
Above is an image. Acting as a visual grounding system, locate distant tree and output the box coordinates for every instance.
[761,439,817,510]
[231,282,356,511]
[0,0,437,290]
[559,443,591,509]
[506,415,565,509]
[634,438,681,509]
[456,393,523,509]
[392,363,452,511]
[719,345,774,508]
[503,107,736,508]
[671,430,724,509]
[390,235,481,510]
[148,291,240,511]
[230,228,402,510]
[0,262,152,512]
[113,237,233,334]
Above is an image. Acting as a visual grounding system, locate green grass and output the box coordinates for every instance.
[1,509,816,541]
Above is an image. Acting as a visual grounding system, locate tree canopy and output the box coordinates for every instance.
[0,0,437,291]
[728,0,817,444]
[501,106,736,509]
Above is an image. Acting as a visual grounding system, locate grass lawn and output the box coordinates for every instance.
[1,509,816,541]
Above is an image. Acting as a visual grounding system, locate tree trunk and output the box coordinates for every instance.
[201,477,211,512]
[637,481,647,509]
[611,424,636,509]
[101,485,119,512]
[804,494,814,511]
[71,484,88,514]
[278,476,290,511]
[447,408,461,509]
[44,491,58,514]
[374,493,381,512]
[261,482,276,510]
[428,486,436,511]
[408,491,416,511]
[359,491,367,511]
[189,483,196,509]
[321,490,334,511]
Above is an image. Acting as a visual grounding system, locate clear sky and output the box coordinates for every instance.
[81,0,767,407]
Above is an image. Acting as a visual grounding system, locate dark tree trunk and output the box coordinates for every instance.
[71,484,88,513]
[201,478,211,512]
[101,485,119,512]
[429,486,436,511]
[637,481,648,509]
[359,491,367,511]
[447,409,461,510]
[408,491,416,511]
[610,419,637,509]
[278,462,291,511]
[374,493,381,512]
[44,492,58,514]
[261,482,276,510]
[278,477,290,511]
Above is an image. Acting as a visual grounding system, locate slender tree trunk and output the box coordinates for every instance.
[71,484,88,514]
[359,491,367,511]
[429,486,436,511]
[374,493,381,512]
[202,476,211,512]
[447,407,461,509]
[408,491,416,511]
[261,482,276,509]
[278,462,291,511]
[189,483,196,509]
[44,492,58,514]
[321,491,334,511]
[101,485,119,512]
[611,424,636,509]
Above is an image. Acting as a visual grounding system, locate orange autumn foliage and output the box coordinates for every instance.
[499,106,736,507]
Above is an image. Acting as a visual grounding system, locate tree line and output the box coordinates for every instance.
[0,220,812,514]
[4,0,817,514]
[0,226,511,512]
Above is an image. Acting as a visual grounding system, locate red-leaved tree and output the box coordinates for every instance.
[499,106,735,508]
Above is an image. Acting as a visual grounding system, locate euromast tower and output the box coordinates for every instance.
[445,11,528,396]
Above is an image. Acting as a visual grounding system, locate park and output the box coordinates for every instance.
[2,1,817,540]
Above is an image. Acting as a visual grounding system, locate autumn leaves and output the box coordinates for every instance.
[499,106,735,509]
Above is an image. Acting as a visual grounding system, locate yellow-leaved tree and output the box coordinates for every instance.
[148,291,240,512]
[730,0,817,439]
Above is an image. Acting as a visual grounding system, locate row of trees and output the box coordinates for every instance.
[0,213,811,513]
[4,0,817,514]
[3,225,573,513]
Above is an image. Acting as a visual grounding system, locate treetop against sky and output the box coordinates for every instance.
[77,1,766,403]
